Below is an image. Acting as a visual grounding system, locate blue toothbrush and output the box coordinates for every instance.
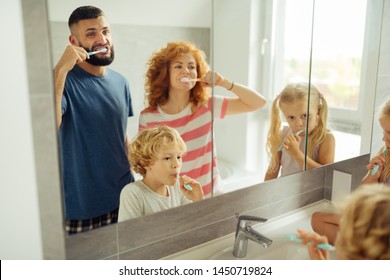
[371,147,387,176]
[278,130,305,151]
[286,234,335,251]
[178,176,193,191]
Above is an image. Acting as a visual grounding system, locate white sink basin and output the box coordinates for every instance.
[162,200,336,260]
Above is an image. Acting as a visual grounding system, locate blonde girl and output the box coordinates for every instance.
[265,83,335,181]
[299,184,390,260]
[311,100,390,244]
[139,41,267,196]
[362,98,390,184]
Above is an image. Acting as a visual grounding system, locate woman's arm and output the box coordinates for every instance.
[201,71,267,115]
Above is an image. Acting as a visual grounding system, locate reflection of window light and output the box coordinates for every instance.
[275,0,368,114]
[311,0,367,111]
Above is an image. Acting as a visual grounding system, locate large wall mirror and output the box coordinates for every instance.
[46,0,382,235]
[213,0,382,195]
[47,0,214,223]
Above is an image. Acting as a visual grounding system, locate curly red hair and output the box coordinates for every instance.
[144,41,210,110]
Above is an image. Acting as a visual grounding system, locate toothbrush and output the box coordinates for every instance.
[87,48,107,56]
[178,176,193,191]
[278,129,305,151]
[286,234,335,251]
[371,147,387,176]
[180,77,201,82]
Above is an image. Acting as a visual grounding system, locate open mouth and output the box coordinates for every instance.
[180,77,192,83]
[94,46,108,53]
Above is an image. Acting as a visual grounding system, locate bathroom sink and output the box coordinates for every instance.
[208,243,309,260]
[162,200,335,260]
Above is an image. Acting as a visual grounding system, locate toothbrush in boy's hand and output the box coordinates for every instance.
[371,147,387,176]
[87,48,107,56]
[286,234,335,251]
[178,176,193,191]
[278,129,305,151]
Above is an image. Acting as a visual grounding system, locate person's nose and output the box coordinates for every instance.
[171,158,180,169]
[382,132,389,143]
[95,32,108,45]
[181,67,191,74]
[296,118,304,127]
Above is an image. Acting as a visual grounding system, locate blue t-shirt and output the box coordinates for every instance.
[60,65,134,220]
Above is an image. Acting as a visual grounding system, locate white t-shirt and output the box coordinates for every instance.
[118,180,191,222]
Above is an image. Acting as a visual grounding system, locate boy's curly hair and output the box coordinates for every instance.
[128,126,186,176]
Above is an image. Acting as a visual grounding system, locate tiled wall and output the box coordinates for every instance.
[21,0,65,259]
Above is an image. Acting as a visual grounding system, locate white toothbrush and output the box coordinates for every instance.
[371,147,387,176]
[180,77,201,82]
[278,129,305,151]
[87,48,107,56]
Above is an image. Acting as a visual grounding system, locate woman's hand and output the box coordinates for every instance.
[200,71,225,87]
[179,175,204,202]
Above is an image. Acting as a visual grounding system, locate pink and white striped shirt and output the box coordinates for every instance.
[139,96,228,195]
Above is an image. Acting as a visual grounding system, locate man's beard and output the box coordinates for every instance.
[82,44,115,66]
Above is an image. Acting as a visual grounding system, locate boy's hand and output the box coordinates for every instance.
[179,175,204,201]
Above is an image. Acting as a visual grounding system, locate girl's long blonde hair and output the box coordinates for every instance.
[266,83,329,172]
[379,99,390,183]
[144,41,210,110]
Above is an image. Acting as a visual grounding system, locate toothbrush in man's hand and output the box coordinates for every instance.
[87,48,107,56]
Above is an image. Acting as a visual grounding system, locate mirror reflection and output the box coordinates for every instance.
[264,82,335,181]
[213,0,315,192]
[48,0,213,229]
[213,0,381,193]
[47,0,382,231]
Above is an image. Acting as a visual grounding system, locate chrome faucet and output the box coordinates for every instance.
[233,214,273,258]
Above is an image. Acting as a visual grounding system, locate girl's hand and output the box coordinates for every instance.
[179,175,204,202]
[366,148,387,179]
[297,229,330,260]
[283,134,302,159]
